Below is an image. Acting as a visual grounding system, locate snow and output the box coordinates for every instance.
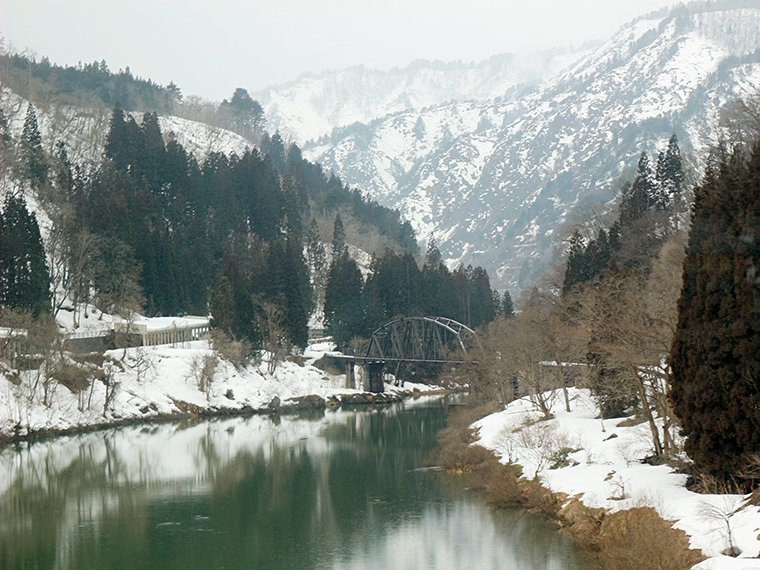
[0,318,440,441]
[473,388,760,569]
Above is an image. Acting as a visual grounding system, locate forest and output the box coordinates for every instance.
[0,55,501,372]
[468,94,760,490]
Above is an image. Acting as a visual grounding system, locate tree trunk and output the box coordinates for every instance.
[631,365,663,457]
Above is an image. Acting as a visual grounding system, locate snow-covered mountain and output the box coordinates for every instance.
[292,1,760,291]
[254,48,595,145]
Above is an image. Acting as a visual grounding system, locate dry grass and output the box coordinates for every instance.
[596,507,705,570]
[434,399,705,570]
[557,497,605,550]
[430,401,501,475]
[50,361,91,392]
[211,329,251,369]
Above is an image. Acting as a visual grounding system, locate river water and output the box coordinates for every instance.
[0,396,591,570]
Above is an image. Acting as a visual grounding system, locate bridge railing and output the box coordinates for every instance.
[140,324,210,347]
[62,323,210,350]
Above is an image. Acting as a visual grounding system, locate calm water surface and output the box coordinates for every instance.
[0,397,592,570]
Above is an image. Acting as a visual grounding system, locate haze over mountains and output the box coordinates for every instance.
[4,1,760,295]
[257,0,760,291]
[253,47,597,145]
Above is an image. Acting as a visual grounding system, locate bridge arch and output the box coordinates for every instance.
[365,316,480,362]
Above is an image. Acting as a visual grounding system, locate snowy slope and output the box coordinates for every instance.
[1,92,252,169]
[299,1,760,291]
[475,388,760,569]
[255,49,594,145]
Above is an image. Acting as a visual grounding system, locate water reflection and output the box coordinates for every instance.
[0,398,590,570]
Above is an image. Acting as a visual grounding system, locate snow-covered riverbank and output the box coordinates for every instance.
[0,336,439,442]
[473,388,760,570]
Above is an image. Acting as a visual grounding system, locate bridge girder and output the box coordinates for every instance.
[365,316,479,362]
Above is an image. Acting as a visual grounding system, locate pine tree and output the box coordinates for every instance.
[282,237,310,347]
[670,138,760,486]
[657,134,685,200]
[19,104,48,189]
[139,111,166,190]
[421,238,455,316]
[324,250,364,347]
[501,290,515,317]
[104,103,129,170]
[223,88,264,133]
[0,194,50,314]
[332,213,346,256]
[209,252,259,347]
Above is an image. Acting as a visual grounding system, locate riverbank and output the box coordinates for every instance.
[440,389,760,570]
[0,338,443,446]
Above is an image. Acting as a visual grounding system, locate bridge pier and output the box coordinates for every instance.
[364,361,385,393]
[345,361,355,389]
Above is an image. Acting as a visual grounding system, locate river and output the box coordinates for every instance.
[0,396,592,570]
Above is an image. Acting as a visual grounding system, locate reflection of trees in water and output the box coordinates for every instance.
[0,434,152,570]
[0,402,444,570]
[0,399,587,570]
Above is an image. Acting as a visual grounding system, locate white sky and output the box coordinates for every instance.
[2,0,676,102]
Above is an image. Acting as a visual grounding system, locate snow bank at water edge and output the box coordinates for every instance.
[473,388,760,570]
[0,339,440,442]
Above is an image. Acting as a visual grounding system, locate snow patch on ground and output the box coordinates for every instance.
[473,388,760,569]
[0,325,439,441]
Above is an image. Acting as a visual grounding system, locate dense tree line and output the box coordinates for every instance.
[0,101,419,357]
[3,53,181,113]
[324,236,508,348]
[670,137,760,488]
[562,135,686,294]
[0,193,50,316]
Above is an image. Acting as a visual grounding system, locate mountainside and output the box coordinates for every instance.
[254,48,594,145]
[297,1,760,291]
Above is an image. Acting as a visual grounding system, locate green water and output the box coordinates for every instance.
[0,397,592,569]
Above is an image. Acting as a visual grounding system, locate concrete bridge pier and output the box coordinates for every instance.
[345,361,356,389]
[364,361,385,393]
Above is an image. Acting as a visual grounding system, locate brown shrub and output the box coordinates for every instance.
[211,329,251,369]
[596,507,705,570]
[51,361,91,392]
[484,466,524,508]
[521,478,563,518]
[557,497,605,550]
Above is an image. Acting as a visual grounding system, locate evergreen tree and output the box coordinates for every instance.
[562,228,614,294]
[220,88,264,133]
[620,153,656,225]
[104,103,130,170]
[0,194,51,314]
[615,153,668,271]
[421,238,455,316]
[501,290,515,317]
[332,213,346,256]
[209,252,259,347]
[363,249,423,332]
[324,250,364,347]
[282,237,310,347]
[656,134,685,200]
[670,139,760,486]
[452,265,496,328]
[19,104,48,189]
[139,111,166,190]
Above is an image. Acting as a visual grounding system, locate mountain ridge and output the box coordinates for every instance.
[292,0,760,291]
[254,47,596,145]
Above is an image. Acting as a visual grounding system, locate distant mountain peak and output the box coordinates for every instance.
[289,1,760,291]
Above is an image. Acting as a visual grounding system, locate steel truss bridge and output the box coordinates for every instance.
[330,316,480,392]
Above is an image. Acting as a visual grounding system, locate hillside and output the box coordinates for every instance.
[253,48,595,145]
[295,1,760,291]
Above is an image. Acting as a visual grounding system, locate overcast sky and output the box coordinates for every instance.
[2,0,677,102]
